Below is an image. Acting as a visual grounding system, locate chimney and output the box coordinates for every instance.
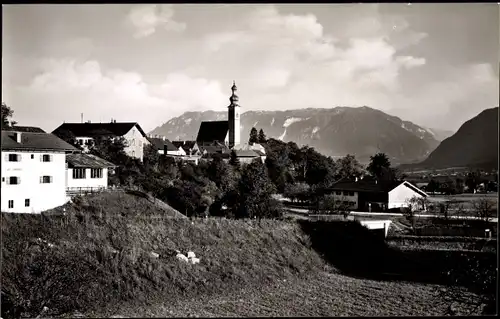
[162,136,166,141]
[81,113,84,123]
[14,132,22,143]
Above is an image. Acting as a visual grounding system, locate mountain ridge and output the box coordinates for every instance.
[150,106,442,164]
[403,107,499,170]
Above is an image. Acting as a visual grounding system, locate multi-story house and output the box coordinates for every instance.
[1,130,78,213]
[52,120,150,162]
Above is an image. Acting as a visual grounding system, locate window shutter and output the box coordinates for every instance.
[4,154,8,161]
[40,176,43,183]
[50,176,53,183]
[40,154,43,161]
[6,178,10,185]
[18,177,20,184]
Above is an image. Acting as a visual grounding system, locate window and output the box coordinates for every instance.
[41,154,52,162]
[343,191,349,196]
[349,201,356,206]
[7,177,20,185]
[132,151,135,157]
[40,176,53,184]
[31,154,34,159]
[78,139,83,145]
[335,191,341,195]
[342,201,349,206]
[130,139,135,146]
[72,168,86,179]
[25,199,30,207]
[7,154,20,162]
[91,168,103,178]
[8,200,13,209]
[349,191,354,196]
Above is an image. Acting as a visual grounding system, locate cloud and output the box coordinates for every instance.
[126,4,186,38]
[23,59,226,132]
[201,5,426,95]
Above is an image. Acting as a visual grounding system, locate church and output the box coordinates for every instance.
[195,81,266,163]
[196,81,241,148]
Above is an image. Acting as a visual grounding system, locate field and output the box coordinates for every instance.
[1,192,497,318]
[93,271,484,317]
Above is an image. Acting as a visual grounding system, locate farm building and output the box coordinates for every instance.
[328,178,428,212]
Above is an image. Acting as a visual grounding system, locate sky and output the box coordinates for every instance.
[2,3,499,133]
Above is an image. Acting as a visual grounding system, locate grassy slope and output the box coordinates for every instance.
[1,192,496,318]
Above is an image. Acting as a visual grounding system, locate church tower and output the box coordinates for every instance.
[228,81,241,148]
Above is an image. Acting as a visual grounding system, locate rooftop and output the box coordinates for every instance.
[1,130,78,152]
[196,121,228,144]
[66,153,116,168]
[53,122,147,138]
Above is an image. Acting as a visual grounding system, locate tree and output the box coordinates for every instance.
[367,153,391,180]
[258,129,267,143]
[465,171,482,193]
[249,127,258,145]
[319,194,351,219]
[472,197,495,223]
[90,136,129,166]
[335,154,365,180]
[229,150,240,168]
[283,182,310,203]
[1,102,14,127]
[53,129,79,147]
[142,144,160,172]
[238,159,278,219]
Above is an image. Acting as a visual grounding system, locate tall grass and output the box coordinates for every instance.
[1,193,325,318]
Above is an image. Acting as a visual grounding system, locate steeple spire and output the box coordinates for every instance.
[229,80,239,106]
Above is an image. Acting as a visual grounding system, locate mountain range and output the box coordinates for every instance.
[406,107,499,170]
[149,106,449,164]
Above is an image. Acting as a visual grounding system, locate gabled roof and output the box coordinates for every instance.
[148,137,178,151]
[398,181,428,197]
[331,180,388,193]
[1,131,78,152]
[172,140,199,153]
[66,153,116,168]
[196,121,228,144]
[52,122,147,138]
[2,126,46,133]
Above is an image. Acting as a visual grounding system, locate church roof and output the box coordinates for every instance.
[196,121,228,144]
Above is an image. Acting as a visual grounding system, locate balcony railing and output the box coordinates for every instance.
[66,186,107,195]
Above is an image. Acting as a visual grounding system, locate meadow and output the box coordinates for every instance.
[1,192,496,318]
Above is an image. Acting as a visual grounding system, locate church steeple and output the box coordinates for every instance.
[228,80,241,148]
[229,80,239,106]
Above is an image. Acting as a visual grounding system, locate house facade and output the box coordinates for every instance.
[1,130,78,213]
[65,153,116,197]
[388,181,428,209]
[52,121,150,162]
[329,178,429,212]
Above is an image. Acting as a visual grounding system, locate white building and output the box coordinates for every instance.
[388,181,428,209]
[65,153,116,197]
[52,121,150,162]
[330,178,429,212]
[1,130,78,213]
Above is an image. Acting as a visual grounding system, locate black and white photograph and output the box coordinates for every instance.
[1,3,498,318]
